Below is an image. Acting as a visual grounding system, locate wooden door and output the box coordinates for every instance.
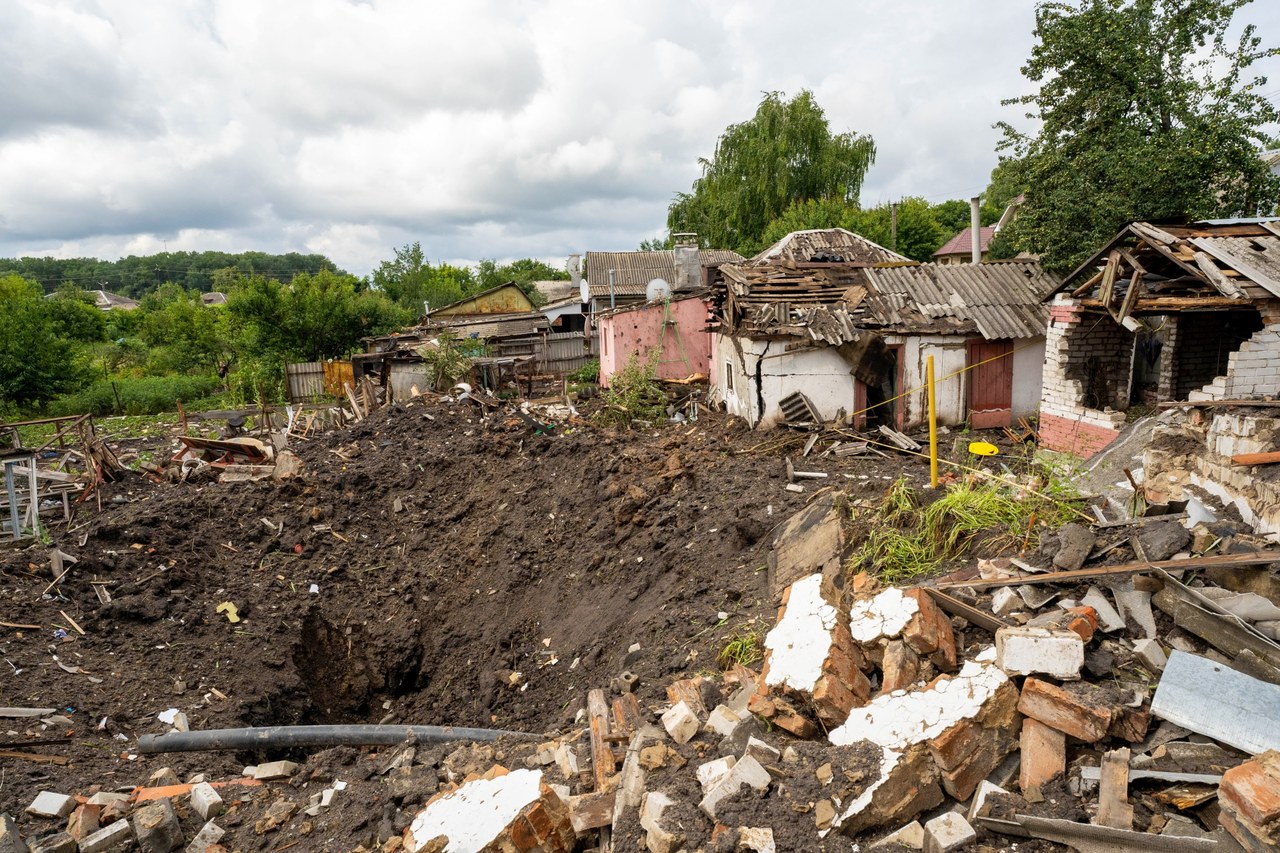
[967,339,1014,429]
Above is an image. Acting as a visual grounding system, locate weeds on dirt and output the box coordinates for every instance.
[414,330,473,391]
[593,351,666,428]
[848,471,1081,583]
[568,359,600,385]
[717,625,765,670]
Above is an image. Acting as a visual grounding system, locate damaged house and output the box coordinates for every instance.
[711,228,1058,430]
[1038,219,1280,457]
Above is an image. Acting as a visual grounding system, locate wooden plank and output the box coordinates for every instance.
[980,813,1220,852]
[0,750,69,765]
[1070,269,1104,298]
[937,551,1280,590]
[1092,512,1187,530]
[1096,748,1134,830]
[1231,451,1280,466]
[1098,250,1122,307]
[610,693,643,738]
[665,677,708,717]
[587,688,616,792]
[1160,399,1280,409]
[924,588,1009,634]
[1115,270,1143,323]
[568,791,616,833]
[1152,576,1280,670]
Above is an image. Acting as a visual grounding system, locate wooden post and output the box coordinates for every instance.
[927,355,938,488]
[587,689,616,792]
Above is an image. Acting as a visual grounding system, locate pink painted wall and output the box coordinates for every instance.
[598,297,712,387]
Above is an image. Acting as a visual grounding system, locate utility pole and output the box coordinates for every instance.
[890,202,899,253]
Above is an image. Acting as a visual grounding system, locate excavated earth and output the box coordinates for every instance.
[0,396,962,824]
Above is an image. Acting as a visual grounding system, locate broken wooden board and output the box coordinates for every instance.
[1152,573,1280,671]
[924,587,1009,634]
[1096,748,1134,830]
[937,551,1280,591]
[1230,451,1280,466]
[586,689,616,792]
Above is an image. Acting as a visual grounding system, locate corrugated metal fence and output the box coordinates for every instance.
[542,331,597,374]
[286,360,355,402]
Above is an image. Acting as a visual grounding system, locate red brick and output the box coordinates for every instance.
[1017,678,1114,742]
[881,639,921,694]
[901,588,957,671]
[1038,413,1122,458]
[1019,718,1065,792]
[1221,752,1280,829]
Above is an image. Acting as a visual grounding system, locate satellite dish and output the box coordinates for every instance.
[646,277,672,301]
[580,279,590,303]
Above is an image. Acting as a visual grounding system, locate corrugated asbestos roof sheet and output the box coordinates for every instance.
[861,262,1057,339]
[749,228,909,266]
[719,261,1058,340]
[585,249,743,296]
[430,311,548,340]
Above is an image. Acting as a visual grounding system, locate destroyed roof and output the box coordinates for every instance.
[718,261,1058,341]
[748,228,909,266]
[430,282,535,316]
[532,279,577,302]
[584,248,743,297]
[1053,221,1280,319]
[932,226,996,258]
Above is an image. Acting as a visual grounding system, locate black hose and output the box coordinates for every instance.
[136,724,536,754]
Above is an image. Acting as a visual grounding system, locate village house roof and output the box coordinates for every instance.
[46,289,139,310]
[584,248,743,298]
[717,259,1058,343]
[932,226,996,259]
[1052,220,1280,324]
[748,228,909,266]
[532,279,578,303]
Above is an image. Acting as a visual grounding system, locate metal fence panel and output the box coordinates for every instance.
[542,332,597,374]
[285,362,326,402]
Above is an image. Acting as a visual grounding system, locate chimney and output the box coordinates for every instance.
[568,254,582,287]
[970,197,982,264]
[672,232,700,292]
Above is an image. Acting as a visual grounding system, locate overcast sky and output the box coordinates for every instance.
[3,1,1279,278]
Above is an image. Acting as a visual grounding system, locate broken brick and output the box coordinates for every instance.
[1219,750,1280,850]
[1019,718,1066,792]
[901,588,957,671]
[880,639,921,694]
[404,767,573,853]
[1017,677,1114,742]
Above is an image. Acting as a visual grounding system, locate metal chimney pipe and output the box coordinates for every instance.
[970,197,982,264]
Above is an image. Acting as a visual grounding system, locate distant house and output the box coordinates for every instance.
[201,291,228,307]
[583,242,742,316]
[45,289,139,311]
[710,228,1058,430]
[429,282,535,317]
[933,226,996,265]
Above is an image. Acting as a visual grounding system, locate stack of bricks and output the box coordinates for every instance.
[1038,296,1130,458]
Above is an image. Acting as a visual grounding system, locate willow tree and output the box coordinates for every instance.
[667,91,876,256]
[999,0,1280,271]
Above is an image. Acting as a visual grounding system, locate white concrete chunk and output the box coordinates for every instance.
[189,782,223,820]
[252,760,299,781]
[80,819,132,853]
[994,626,1083,679]
[737,827,776,853]
[876,820,925,850]
[744,737,780,765]
[705,704,741,737]
[660,700,699,745]
[639,791,681,853]
[764,574,840,693]
[1082,587,1126,633]
[990,588,1022,617]
[85,792,129,808]
[696,756,736,792]
[1113,581,1158,639]
[185,820,224,853]
[849,586,920,645]
[924,812,976,853]
[406,768,569,853]
[1132,638,1167,672]
[699,755,771,819]
[967,780,1008,823]
[27,791,76,818]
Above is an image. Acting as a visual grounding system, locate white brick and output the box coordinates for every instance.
[80,820,132,853]
[189,782,223,820]
[699,755,771,819]
[924,812,976,853]
[661,701,699,745]
[995,627,1083,680]
[27,791,76,819]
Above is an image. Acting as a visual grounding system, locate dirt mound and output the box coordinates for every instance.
[0,397,925,817]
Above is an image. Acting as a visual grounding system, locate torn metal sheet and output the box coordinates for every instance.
[1151,650,1280,755]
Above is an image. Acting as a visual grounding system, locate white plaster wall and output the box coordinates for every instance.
[1012,337,1047,418]
[895,336,969,427]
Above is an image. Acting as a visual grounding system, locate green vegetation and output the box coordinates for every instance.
[594,352,667,428]
[568,359,600,385]
[46,375,223,417]
[717,625,765,670]
[413,330,475,391]
[848,474,1082,583]
[668,90,877,257]
[373,242,566,314]
[995,0,1280,271]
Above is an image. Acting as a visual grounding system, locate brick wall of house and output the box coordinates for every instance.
[1174,311,1263,399]
[1039,296,1130,457]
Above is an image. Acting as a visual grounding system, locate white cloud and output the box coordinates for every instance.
[0,0,1277,275]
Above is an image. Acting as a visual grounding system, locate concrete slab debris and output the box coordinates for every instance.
[79,819,132,853]
[404,767,574,853]
[923,812,976,853]
[133,798,183,853]
[660,700,699,745]
[26,792,75,819]
[995,626,1084,679]
[184,820,224,853]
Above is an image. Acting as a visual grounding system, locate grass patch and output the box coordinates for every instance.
[717,625,765,670]
[848,473,1082,584]
[45,375,223,417]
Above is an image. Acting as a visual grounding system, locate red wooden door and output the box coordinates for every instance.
[968,339,1014,429]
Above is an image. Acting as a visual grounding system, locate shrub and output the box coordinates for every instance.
[46,375,223,417]
[594,352,666,428]
[568,359,600,384]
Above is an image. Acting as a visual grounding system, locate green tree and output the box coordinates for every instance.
[45,285,107,344]
[849,197,948,262]
[668,90,876,256]
[372,242,478,313]
[474,258,566,305]
[137,284,231,375]
[0,275,88,409]
[757,198,862,249]
[998,0,1280,270]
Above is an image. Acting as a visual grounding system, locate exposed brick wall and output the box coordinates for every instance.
[1174,311,1262,399]
[1039,296,1128,457]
